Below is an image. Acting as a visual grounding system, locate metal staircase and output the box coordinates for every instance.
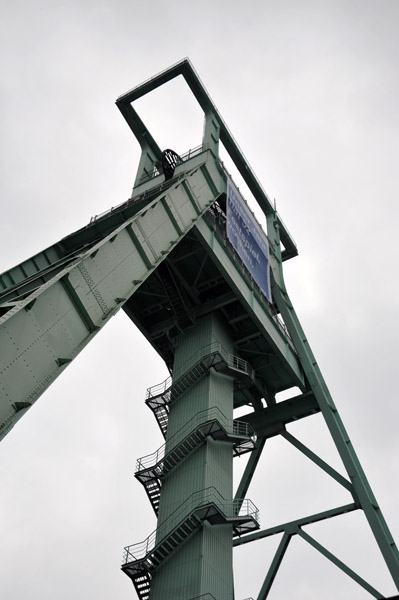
[127,344,259,598]
[122,487,259,600]
[135,407,257,514]
[145,342,255,438]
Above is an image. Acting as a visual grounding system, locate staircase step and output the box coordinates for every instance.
[158,413,168,420]
[182,439,195,451]
[149,482,159,491]
[170,531,185,544]
[181,522,195,535]
[148,490,160,499]
[133,573,151,600]
[164,457,178,470]
[152,549,167,564]
[174,448,186,459]
[163,540,176,553]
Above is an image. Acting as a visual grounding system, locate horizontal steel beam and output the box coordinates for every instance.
[237,392,318,438]
[116,58,297,260]
[233,503,358,547]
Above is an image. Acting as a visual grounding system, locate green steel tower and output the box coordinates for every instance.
[0,59,398,599]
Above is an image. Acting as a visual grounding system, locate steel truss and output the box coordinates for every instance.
[1,58,398,599]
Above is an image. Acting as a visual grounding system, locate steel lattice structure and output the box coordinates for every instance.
[1,59,398,600]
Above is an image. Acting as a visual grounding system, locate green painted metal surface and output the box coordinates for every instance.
[0,155,222,441]
[1,58,398,599]
[150,314,240,600]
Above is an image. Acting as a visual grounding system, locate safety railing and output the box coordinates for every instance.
[146,342,254,400]
[89,154,207,224]
[123,486,259,565]
[89,174,182,223]
[136,406,256,472]
[181,144,204,161]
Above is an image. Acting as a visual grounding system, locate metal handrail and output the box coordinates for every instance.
[123,486,259,564]
[181,144,204,161]
[146,342,254,400]
[136,406,256,472]
[89,154,206,224]
[90,174,182,223]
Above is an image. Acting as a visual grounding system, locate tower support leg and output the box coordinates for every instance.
[150,313,235,600]
[272,282,399,591]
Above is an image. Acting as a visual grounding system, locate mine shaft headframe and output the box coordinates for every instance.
[115,58,297,261]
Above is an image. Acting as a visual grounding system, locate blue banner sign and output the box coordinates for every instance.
[226,179,272,302]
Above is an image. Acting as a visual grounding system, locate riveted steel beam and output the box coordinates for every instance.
[0,157,221,441]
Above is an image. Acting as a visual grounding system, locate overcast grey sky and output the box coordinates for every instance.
[1,1,398,599]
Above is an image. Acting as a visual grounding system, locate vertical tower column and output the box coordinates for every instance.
[150,313,234,600]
